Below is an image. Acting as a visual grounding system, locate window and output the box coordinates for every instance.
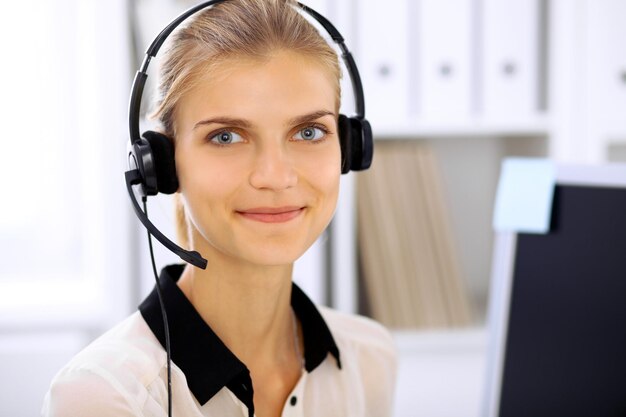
[0,0,132,327]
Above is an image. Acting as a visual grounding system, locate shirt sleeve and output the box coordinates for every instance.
[42,365,145,417]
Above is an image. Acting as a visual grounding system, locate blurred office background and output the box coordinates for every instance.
[1,0,625,416]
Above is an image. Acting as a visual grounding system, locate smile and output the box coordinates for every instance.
[236,207,305,223]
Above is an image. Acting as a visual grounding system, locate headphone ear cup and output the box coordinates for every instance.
[340,116,373,172]
[352,118,373,171]
[338,114,353,174]
[142,130,179,194]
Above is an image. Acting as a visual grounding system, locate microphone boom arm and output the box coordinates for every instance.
[125,169,208,269]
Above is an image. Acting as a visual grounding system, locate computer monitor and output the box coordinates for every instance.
[484,163,626,417]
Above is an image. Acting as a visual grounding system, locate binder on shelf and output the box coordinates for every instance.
[481,0,540,122]
[357,142,472,329]
[585,0,626,136]
[355,0,410,127]
[417,0,474,123]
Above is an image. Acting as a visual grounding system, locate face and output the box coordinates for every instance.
[173,51,341,267]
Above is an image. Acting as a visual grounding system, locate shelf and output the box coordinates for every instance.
[392,327,488,417]
[392,327,487,354]
[371,115,551,139]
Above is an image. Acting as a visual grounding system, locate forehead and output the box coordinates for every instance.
[175,51,337,131]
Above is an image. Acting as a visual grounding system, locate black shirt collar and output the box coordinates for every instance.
[139,264,341,414]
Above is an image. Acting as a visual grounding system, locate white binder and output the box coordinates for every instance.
[355,0,410,128]
[585,0,626,138]
[482,0,540,123]
[418,0,474,124]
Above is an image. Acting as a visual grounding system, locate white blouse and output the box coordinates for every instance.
[42,265,397,417]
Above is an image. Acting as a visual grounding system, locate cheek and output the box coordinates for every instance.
[175,149,244,219]
[298,142,341,211]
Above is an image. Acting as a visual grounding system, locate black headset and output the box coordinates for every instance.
[125,0,373,270]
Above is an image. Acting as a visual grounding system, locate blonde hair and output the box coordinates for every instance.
[151,0,342,249]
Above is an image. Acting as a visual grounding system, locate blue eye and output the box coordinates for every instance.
[209,130,243,145]
[294,126,327,141]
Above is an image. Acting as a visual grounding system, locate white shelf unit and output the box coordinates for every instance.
[327,0,552,320]
[328,0,626,320]
[324,1,626,415]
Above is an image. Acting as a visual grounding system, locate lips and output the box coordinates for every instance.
[237,206,305,223]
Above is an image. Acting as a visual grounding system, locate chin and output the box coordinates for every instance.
[191,212,331,267]
[237,242,310,267]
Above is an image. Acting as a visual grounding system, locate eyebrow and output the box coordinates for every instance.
[192,110,336,131]
[288,110,336,126]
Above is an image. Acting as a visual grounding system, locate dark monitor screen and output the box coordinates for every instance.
[498,185,626,417]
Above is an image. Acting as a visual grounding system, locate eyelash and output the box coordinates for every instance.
[205,123,333,147]
[205,129,244,147]
[293,123,331,144]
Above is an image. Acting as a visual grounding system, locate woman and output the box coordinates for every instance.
[43,1,396,416]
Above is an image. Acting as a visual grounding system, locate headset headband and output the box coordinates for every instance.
[128,0,366,144]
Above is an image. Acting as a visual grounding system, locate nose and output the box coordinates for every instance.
[248,142,298,190]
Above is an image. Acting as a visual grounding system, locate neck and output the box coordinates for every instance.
[177,251,297,367]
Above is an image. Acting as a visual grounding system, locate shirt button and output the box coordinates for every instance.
[290,396,297,406]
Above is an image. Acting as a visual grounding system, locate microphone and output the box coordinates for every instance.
[125,169,208,269]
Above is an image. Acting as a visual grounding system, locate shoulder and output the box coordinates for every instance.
[318,306,396,359]
[317,307,398,416]
[59,311,166,382]
[318,306,397,379]
[42,312,167,417]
